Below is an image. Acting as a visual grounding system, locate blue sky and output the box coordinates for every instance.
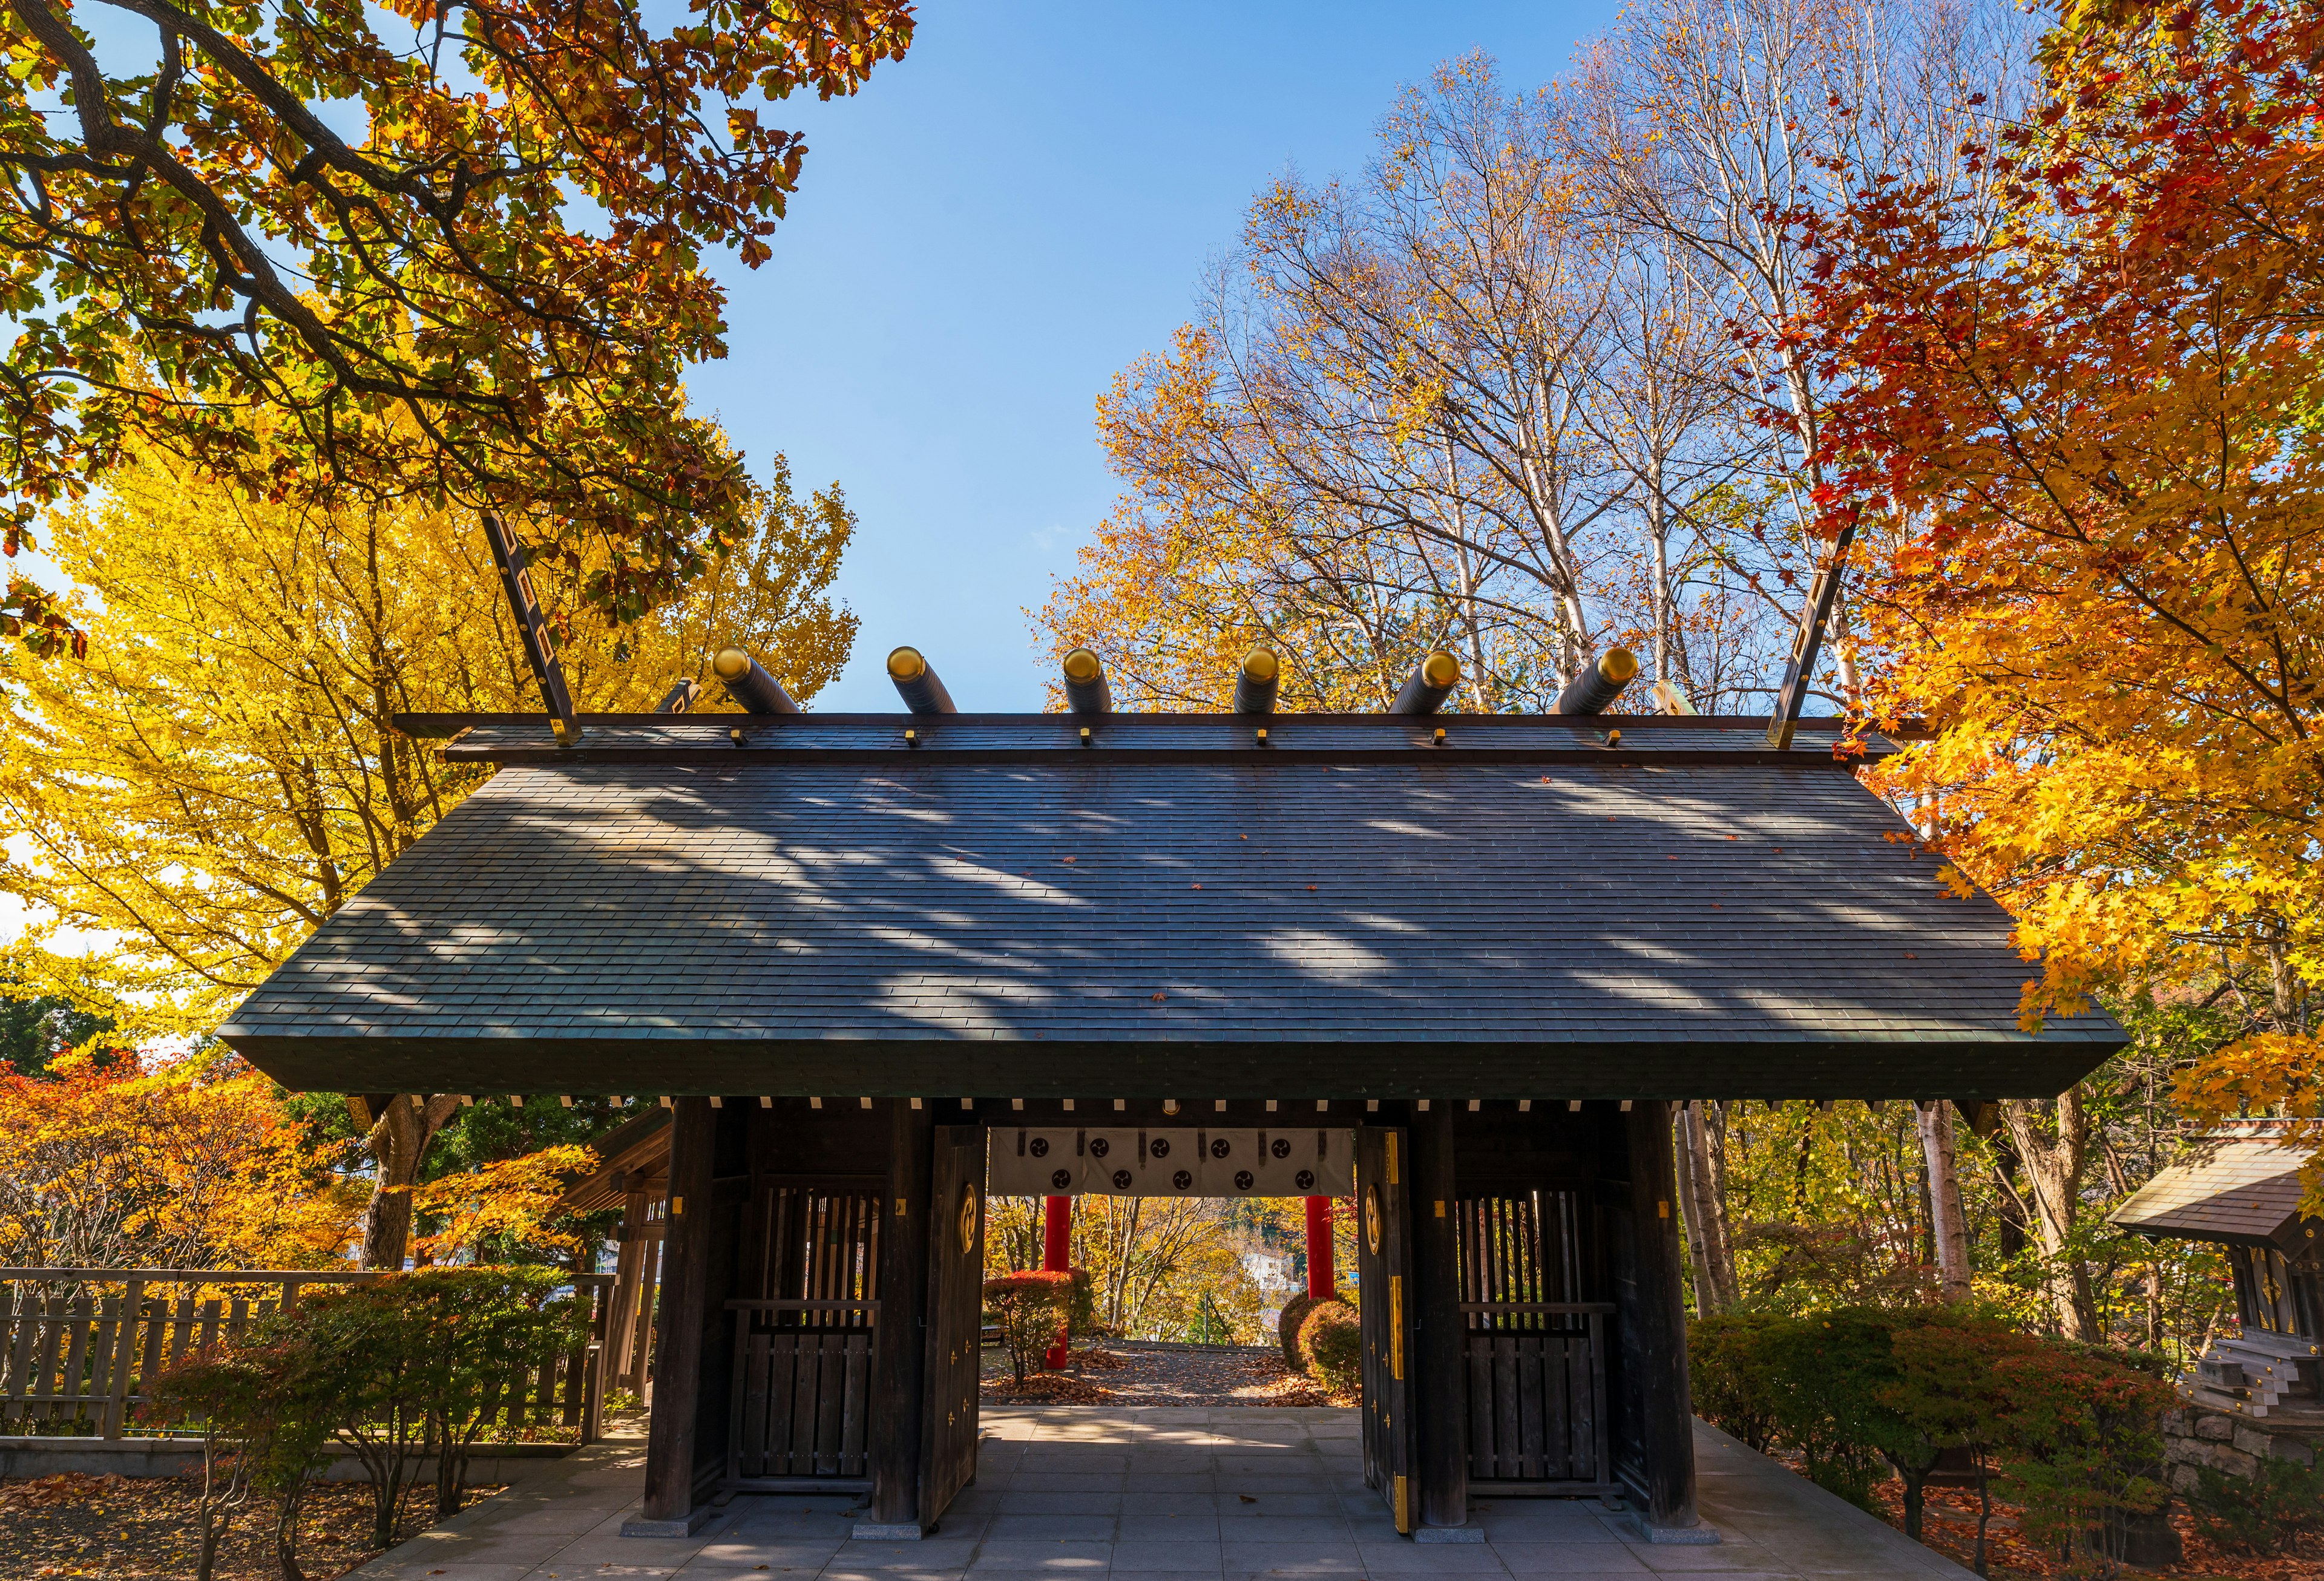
[693,1,1620,710]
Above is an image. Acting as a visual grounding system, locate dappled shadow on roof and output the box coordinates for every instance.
[222,758,2121,1083]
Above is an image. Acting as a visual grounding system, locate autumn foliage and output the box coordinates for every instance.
[0,0,911,627]
[0,437,855,1042]
[1803,0,2323,1202]
[0,1049,363,1269]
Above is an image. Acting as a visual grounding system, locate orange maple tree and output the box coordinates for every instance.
[1803,0,2322,1203]
[0,1047,364,1268]
[1,0,911,627]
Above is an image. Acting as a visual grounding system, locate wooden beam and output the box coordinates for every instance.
[1623,1100,1701,1533]
[868,1099,934,1528]
[605,1190,648,1386]
[1765,514,1859,750]
[638,1098,715,1527]
[1408,1102,1469,1533]
[481,512,582,745]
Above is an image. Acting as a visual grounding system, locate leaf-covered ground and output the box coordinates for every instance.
[980,1340,1347,1407]
[0,1470,500,1580]
[1853,1464,2324,1580]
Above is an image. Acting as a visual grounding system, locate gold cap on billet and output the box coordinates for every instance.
[1391,650,1461,715]
[887,647,955,713]
[1235,646,1281,715]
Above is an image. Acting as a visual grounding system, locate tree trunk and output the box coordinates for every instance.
[274,1484,307,1581]
[1991,1134,2029,1259]
[1917,1101,1972,1303]
[2001,1095,2099,1339]
[1673,1108,1716,1315]
[359,1095,461,1270]
[1678,1102,1738,1309]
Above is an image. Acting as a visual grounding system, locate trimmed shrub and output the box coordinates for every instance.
[1278,1291,1319,1370]
[1689,1306,2185,1577]
[983,1270,1071,1381]
[145,1266,594,1575]
[1066,1265,1100,1338]
[146,1332,339,1581]
[1298,1298,1361,1398]
[1687,1312,1785,1452]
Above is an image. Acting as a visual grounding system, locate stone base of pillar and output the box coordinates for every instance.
[622,1507,719,1538]
[852,1520,930,1540]
[1627,1514,1722,1545]
[1411,1523,1486,1543]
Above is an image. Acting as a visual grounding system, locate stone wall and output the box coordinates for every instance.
[2162,1405,2320,1492]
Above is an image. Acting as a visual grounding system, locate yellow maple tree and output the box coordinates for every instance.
[411,1146,596,1266]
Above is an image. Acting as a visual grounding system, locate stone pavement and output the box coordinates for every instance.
[349,1407,1971,1580]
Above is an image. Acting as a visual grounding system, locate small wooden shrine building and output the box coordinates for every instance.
[2112,1126,2322,1423]
[220,701,2122,1542]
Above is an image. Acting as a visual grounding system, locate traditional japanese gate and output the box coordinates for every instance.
[222,699,2129,1542]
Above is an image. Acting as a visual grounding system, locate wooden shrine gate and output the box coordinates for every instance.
[1454,1193,1615,1495]
[723,1179,882,1495]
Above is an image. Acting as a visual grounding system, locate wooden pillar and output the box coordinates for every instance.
[1041,1194,1071,1369]
[1623,1099,1700,1533]
[868,1099,934,1529]
[638,1097,717,1530]
[1408,1101,1469,1533]
[1304,1197,1334,1298]
[606,1190,648,1386]
[625,1230,661,1397]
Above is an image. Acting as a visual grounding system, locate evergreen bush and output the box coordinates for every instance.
[1687,1306,2184,1577]
[1298,1298,1361,1397]
[1278,1291,1319,1370]
[143,1267,591,1574]
[2187,1458,2324,1556]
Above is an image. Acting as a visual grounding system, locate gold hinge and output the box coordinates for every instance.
[1386,1133,1399,1186]
[1394,1475,1410,1534]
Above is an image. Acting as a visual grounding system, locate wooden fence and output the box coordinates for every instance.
[0,1268,617,1444]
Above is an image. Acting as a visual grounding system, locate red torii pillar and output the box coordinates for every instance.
[1304,1196,1334,1297]
[1042,1194,1072,1370]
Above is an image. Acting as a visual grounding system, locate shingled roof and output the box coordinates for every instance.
[217,712,2124,1100]
[2112,1130,2322,1252]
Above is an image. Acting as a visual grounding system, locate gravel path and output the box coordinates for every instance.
[980,1340,1344,1407]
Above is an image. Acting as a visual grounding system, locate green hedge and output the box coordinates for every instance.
[1689,1306,2176,1577]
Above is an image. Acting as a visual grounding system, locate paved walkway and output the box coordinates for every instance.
[351,1409,1969,1580]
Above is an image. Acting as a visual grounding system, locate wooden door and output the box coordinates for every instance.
[1454,1193,1613,1494]
[918,1126,985,1526]
[1356,1125,1416,1534]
